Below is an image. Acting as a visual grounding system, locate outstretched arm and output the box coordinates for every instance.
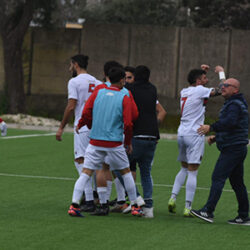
[210,65,226,97]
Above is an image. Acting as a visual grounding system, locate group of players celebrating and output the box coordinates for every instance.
[56,54,250,225]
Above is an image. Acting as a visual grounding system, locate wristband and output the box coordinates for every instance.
[219,71,225,80]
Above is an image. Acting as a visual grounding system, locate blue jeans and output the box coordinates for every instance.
[129,138,157,208]
[203,145,249,218]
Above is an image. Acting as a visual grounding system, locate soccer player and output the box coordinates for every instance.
[93,61,141,214]
[68,67,140,217]
[168,65,225,217]
[56,54,101,211]
[0,117,7,136]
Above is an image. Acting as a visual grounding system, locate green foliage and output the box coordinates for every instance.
[189,0,250,30]
[82,0,250,30]
[83,0,178,26]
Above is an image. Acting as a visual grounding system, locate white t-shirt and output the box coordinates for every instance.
[178,85,213,136]
[68,73,102,132]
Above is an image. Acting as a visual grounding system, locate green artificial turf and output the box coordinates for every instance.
[0,129,249,250]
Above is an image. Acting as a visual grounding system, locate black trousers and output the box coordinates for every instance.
[204,144,249,218]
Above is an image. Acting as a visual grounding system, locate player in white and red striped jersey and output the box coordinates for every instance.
[56,54,101,209]
[168,65,225,217]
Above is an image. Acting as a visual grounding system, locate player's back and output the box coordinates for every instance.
[178,85,212,136]
[68,73,101,130]
[90,87,127,142]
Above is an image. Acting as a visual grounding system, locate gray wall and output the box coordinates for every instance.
[1,23,250,118]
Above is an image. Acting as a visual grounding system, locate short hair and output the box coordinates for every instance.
[124,66,135,75]
[104,61,123,76]
[187,69,206,84]
[134,65,150,81]
[108,67,126,84]
[71,54,89,69]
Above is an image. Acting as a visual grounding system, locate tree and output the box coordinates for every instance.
[0,0,55,113]
[188,0,250,30]
[82,0,178,26]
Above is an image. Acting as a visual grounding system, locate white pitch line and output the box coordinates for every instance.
[0,173,74,181]
[0,172,249,194]
[1,133,56,139]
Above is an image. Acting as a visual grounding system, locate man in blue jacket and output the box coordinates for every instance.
[191,78,250,225]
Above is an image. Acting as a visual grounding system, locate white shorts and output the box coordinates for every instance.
[177,135,205,164]
[84,144,130,171]
[74,130,90,159]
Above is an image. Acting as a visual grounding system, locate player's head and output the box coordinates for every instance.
[108,67,126,87]
[134,65,150,82]
[188,69,208,86]
[124,66,135,84]
[70,54,89,77]
[104,61,123,77]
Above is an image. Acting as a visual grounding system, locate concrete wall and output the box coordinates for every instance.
[0,38,4,91]
[1,24,250,118]
[31,28,81,95]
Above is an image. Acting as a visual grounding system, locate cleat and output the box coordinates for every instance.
[142,207,154,218]
[109,198,117,207]
[191,209,214,223]
[136,196,145,207]
[228,216,250,226]
[183,208,194,217]
[68,205,84,217]
[91,204,109,216]
[131,205,143,217]
[0,121,7,136]
[80,203,96,212]
[110,203,129,213]
[122,204,131,214]
[168,198,176,213]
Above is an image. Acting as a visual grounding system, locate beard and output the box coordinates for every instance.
[72,69,77,77]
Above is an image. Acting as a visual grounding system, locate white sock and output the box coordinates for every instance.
[106,180,113,202]
[122,172,137,204]
[171,167,188,200]
[97,187,107,204]
[114,177,126,202]
[74,162,83,175]
[84,177,94,201]
[72,173,90,204]
[185,170,198,207]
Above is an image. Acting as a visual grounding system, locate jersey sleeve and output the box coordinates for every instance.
[197,85,213,99]
[123,95,134,146]
[68,79,78,100]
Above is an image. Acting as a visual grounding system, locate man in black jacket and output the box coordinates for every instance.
[191,78,250,225]
[126,65,159,218]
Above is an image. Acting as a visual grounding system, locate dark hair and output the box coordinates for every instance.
[134,65,150,81]
[104,61,123,76]
[71,54,89,69]
[124,66,135,75]
[108,67,126,84]
[187,69,206,84]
